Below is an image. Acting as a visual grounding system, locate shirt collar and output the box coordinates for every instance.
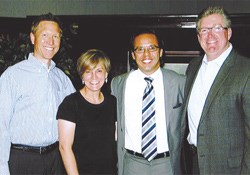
[203,43,232,67]
[138,67,161,80]
[28,53,56,71]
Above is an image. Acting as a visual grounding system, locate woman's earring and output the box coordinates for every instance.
[82,79,85,85]
[105,78,108,83]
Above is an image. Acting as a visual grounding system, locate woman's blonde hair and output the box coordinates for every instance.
[77,49,111,77]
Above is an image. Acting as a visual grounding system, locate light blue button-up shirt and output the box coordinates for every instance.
[0,53,75,175]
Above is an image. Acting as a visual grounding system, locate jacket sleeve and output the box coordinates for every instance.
[241,74,250,174]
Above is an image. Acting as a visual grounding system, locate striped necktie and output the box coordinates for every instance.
[141,77,157,161]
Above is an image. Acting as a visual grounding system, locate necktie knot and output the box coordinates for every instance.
[144,77,153,84]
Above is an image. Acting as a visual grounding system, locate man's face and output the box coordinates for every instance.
[132,33,163,75]
[197,14,232,61]
[30,21,61,64]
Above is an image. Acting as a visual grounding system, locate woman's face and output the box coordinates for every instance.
[82,63,107,92]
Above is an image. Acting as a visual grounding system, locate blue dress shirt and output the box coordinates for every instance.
[0,53,75,175]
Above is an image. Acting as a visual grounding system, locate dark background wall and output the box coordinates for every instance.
[1,0,250,17]
[1,1,250,89]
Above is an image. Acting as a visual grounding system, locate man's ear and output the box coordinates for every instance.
[159,48,163,57]
[30,32,35,45]
[227,28,232,40]
[197,34,201,45]
[131,51,136,60]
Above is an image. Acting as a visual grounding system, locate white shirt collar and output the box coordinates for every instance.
[203,43,233,67]
[137,67,161,80]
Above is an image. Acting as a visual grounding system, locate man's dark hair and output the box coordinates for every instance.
[129,29,164,52]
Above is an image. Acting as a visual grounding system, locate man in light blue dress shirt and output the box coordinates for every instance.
[0,13,75,175]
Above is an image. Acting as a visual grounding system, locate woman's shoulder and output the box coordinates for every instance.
[62,91,81,103]
[104,93,117,103]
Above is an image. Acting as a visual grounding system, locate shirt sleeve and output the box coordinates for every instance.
[57,93,77,123]
[0,70,16,175]
[64,76,76,96]
[58,68,76,97]
[108,94,117,123]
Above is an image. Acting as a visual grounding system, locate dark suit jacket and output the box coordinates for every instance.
[111,68,185,175]
[181,49,250,174]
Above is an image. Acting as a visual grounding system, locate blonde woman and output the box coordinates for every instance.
[57,49,117,175]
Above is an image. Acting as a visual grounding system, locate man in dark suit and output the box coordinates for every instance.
[181,6,250,174]
[111,30,185,175]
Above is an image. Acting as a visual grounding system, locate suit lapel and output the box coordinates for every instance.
[199,50,235,124]
[119,74,129,130]
[184,58,203,113]
[162,68,179,131]
[162,69,170,128]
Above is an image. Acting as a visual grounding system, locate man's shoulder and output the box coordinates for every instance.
[111,72,130,95]
[232,54,250,78]
[1,59,29,75]
[54,66,67,74]
[235,52,250,65]
[161,68,185,79]
[160,68,186,90]
[53,66,73,81]
[10,59,29,68]
[112,72,130,83]
[223,50,250,74]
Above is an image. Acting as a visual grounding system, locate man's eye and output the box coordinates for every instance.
[215,26,222,31]
[201,29,208,33]
[137,47,144,51]
[53,35,60,39]
[149,46,155,50]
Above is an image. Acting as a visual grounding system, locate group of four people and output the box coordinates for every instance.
[0,6,249,175]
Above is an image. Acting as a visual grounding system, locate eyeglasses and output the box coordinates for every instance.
[198,25,228,35]
[134,45,159,54]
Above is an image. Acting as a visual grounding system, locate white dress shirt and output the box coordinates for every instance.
[124,68,169,153]
[187,44,233,146]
